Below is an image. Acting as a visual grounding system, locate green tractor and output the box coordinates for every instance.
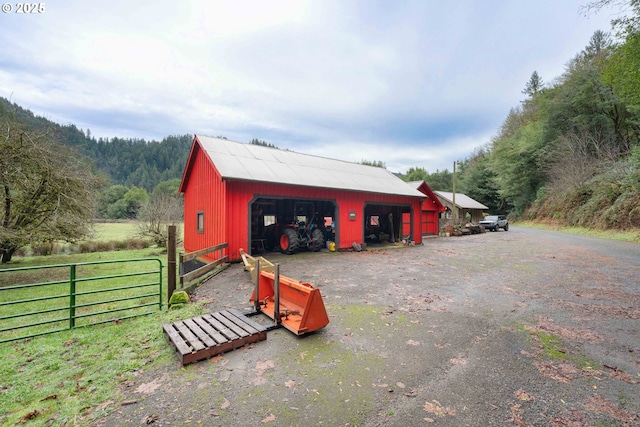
[279,203,325,255]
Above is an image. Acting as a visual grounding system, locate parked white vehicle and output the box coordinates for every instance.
[479,215,509,231]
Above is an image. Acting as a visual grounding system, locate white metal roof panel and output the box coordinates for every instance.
[434,191,489,210]
[196,135,423,197]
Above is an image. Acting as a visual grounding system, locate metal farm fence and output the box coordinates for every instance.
[0,258,163,343]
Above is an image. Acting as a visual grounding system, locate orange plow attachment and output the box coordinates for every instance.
[250,267,329,336]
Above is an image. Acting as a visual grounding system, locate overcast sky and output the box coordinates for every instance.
[0,0,620,173]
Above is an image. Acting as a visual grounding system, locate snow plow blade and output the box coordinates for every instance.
[250,268,329,336]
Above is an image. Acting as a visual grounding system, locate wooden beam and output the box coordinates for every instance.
[180,256,228,283]
[180,242,228,262]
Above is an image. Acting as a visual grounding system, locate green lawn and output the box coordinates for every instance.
[0,249,167,343]
[0,247,197,426]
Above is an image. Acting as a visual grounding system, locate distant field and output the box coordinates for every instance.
[91,221,141,241]
[90,222,184,243]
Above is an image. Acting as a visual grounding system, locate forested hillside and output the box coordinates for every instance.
[438,2,640,229]
[0,97,192,193]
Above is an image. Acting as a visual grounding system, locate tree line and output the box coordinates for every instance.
[401,1,640,227]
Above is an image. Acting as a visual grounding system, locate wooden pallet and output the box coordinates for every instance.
[163,309,268,365]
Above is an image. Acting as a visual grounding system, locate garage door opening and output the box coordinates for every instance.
[249,198,337,255]
[364,204,413,246]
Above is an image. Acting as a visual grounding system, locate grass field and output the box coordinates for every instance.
[516,220,640,243]
[0,227,192,426]
[91,221,142,241]
[0,283,207,426]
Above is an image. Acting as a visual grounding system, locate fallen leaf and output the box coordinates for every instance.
[407,339,420,346]
[285,380,295,388]
[396,382,405,389]
[449,356,467,365]
[255,360,275,373]
[404,389,418,398]
[143,414,159,424]
[423,400,456,417]
[515,389,534,401]
[22,409,43,421]
[252,377,267,386]
[221,397,230,409]
[261,413,276,423]
[135,378,163,395]
[40,393,58,401]
[96,400,114,411]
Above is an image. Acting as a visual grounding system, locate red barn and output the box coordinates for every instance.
[408,181,446,235]
[179,135,427,262]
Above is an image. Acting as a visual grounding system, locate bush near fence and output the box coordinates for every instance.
[18,238,152,257]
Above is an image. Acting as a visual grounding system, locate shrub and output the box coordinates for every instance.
[31,242,59,256]
[127,239,150,250]
[169,290,190,309]
[95,241,115,252]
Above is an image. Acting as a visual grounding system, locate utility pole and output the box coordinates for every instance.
[452,161,457,222]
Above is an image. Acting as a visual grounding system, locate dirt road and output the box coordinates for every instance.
[98,227,640,426]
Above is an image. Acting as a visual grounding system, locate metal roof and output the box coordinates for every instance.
[433,191,489,210]
[195,135,425,198]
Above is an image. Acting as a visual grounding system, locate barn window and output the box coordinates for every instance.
[263,215,276,226]
[197,211,204,233]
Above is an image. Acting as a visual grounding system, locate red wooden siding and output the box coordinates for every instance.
[225,182,422,261]
[182,147,228,261]
[422,211,438,234]
[416,184,443,235]
[402,212,411,238]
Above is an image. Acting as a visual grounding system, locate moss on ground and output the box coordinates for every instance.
[225,303,418,425]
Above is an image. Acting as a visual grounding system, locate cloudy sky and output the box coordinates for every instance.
[0,0,619,173]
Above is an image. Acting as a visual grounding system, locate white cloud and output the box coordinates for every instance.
[0,0,621,172]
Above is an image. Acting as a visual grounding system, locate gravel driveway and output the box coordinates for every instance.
[98,226,640,426]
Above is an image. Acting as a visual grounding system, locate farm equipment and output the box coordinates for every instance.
[164,253,329,365]
[279,202,324,255]
[249,259,329,335]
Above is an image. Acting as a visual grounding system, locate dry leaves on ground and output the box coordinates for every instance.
[423,400,455,417]
[584,395,636,424]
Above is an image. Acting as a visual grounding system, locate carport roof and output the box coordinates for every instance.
[189,135,425,198]
[434,191,489,210]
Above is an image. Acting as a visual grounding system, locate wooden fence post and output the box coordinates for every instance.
[168,225,176,301]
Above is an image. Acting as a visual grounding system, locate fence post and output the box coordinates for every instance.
[168,225,176,302]
[69,264,76,329]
